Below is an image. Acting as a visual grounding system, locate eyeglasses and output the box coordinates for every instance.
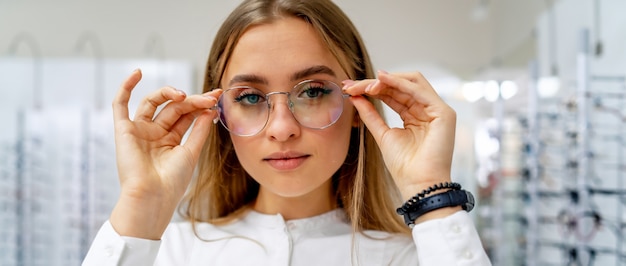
[212,79,350,136]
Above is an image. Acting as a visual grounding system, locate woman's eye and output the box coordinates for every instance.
[234,92,264,105]
[299,87,331,99]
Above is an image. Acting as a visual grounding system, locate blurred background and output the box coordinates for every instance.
[1,0,625,265]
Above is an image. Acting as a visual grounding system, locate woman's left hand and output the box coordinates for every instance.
[343,71,457,201]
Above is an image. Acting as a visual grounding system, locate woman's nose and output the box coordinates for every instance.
[264,96,300,141]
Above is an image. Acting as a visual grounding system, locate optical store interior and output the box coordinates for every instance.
[1,0,626,265]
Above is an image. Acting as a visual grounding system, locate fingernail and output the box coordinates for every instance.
[378,70,389,75]
[174,88,186,96]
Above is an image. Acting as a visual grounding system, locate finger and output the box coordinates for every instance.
[166,112,197,142]
[378,94,437,126]
[376,71,444,105]
[181,110,215,161]
[344,79,414,122]
[349,95,389,145]
[169,105,218,139]
[375,86,414,110]
[113,69,142,123]
[347,71,442,105]
[343,71,444,107]
[379,71,419,83]
[134,86,187,122]
[342,79,376,96]
[152,94,218,130]
[377,94,414,120]
[380,72,457,121]
[345,76,423,119]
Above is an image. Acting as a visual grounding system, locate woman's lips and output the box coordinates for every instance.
[263,152,310,171]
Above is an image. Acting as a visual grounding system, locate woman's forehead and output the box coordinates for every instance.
[222,17,347,86]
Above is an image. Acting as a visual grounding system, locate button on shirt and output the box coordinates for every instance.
[83,209,491,266]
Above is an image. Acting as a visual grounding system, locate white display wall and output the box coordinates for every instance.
[480,0,626,265]
[0,58,193,266]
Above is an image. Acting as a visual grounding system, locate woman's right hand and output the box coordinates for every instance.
[109,69,221,239]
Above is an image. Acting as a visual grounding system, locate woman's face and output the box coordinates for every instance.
[221,17,354,201]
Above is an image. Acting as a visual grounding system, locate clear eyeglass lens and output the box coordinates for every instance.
[216,80,345,136]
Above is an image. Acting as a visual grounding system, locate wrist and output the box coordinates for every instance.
[397,182,460,212]
[415,206,463,224]
[396,183,474,228]
[110,193,178,240]
[398,175,452,200]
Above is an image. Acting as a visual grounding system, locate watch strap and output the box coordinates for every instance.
[403,189,475,227]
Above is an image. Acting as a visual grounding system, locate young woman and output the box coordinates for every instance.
[84,0,491,265]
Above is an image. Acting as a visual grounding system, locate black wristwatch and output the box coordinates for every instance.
[401,189,475,227]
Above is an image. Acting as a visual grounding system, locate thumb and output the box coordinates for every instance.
[349,95,389,145]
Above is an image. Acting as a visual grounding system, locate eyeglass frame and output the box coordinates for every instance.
[210,79,352,137]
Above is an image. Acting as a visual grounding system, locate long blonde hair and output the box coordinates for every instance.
[180,0,409,235]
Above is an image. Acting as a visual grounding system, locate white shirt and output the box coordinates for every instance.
[83,209,491,266]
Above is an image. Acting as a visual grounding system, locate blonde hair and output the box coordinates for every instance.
[179,0,409,235]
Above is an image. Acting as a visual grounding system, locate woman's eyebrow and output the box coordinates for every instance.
[228,74,268,87]
[227,65,336,87]
[290,65,336,81]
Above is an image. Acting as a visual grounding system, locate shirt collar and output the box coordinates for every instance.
[243,208,348,231]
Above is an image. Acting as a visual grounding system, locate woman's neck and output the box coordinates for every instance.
[252,181,336,220]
